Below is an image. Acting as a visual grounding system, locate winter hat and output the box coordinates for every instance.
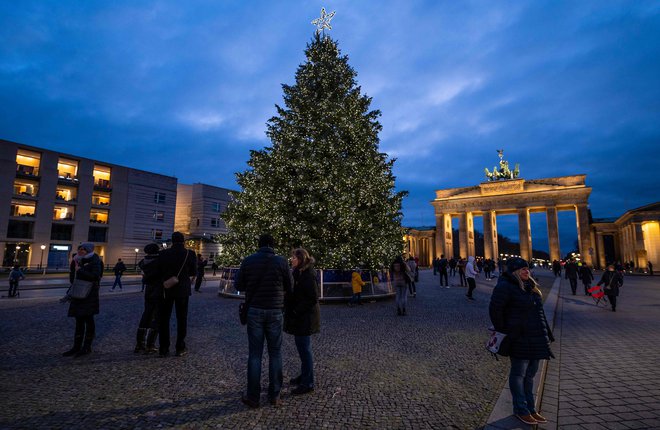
[171,232,185,243]
[78,242,94,253]
[506,257,528,273]
[144,243,160,254]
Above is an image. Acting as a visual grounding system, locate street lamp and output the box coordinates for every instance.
[15,245,20,265]
[40,244,46,275]
[134,248,139,271]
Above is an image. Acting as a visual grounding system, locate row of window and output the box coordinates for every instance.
[16,149,113,187]
[7,219,165,243]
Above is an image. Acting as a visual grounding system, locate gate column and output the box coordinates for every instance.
[546,207,561,262]
[483,210,498,260]
[575,204,593,266]
[518,208,532,261]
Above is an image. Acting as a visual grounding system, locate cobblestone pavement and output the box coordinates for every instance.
[0,269,552,429]
[539,274,660,430]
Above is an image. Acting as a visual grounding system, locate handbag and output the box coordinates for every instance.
[164,251,190,289]
[486,327,511,357]
[70,278,94,299]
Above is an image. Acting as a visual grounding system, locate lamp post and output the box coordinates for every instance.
[134,248,139,271]
[14,245,20,265]
[40,244,46,274]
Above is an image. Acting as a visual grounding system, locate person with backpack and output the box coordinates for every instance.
[7,265,24,298]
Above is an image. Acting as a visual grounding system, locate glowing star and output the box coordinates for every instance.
[312,7,336,35]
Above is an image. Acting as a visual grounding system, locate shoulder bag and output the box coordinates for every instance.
[164,250,190,289]
[70,275,94,299]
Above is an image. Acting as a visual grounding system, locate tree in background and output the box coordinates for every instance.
[219,33,407,269]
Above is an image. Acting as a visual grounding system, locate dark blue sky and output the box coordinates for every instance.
[2,1,659,256]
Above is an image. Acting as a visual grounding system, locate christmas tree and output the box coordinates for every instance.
[219,32,407,269]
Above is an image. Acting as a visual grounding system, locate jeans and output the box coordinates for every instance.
[509,358,540,415]
[439,270,448,286]
[294,335,314,389]
[395,284,408,310]
[466,277,476,298]
[247,307,283,402]
[112,274,123,289]
[159,296,189,353]
[568,277,578,294]
[349,292,362,305]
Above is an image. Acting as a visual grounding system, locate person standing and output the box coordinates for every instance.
[564,260,579,295]
[449,257,457,278]
[7,265,24,298]
[157,232,196,357]
[465,256,478,300]
[438,254,449,288]
[596,265,624,312]
[391,256,411,316]
[111,258,127,291]
[134,243,162,354]
[63,242,103,357]
[648,261,654,276]
[236,234,292,408]
[457,257,467,287]
[552,260,562,278]
[489,257,554,426]
[212,261,218,276]
[579,264,594,296]
[432,257,440,276]
[349,269,365,306]
[193,254,207,292]
[407,256,417,297]
[284,247,320,396]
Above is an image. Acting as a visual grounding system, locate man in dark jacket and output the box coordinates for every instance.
[135,243,162,353]
[193,254,207,292]
[564,259,579,295]
[438,255,449,287]
[156,232,196,357]
[236,234,292,408]
[111,258,127,291]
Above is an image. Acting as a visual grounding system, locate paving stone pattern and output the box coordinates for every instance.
[539,275,660,430]
[0,269,535,429]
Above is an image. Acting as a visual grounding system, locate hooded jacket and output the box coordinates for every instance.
[465,256,478,279]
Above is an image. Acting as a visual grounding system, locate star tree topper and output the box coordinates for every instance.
[312,7,336,35]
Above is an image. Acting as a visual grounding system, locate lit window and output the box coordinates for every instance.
[93,165,111,188]
[10,202,36,217]
[16,149,41,176]
[57,158,78,180]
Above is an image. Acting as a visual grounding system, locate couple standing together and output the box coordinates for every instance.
[236,234,321,408]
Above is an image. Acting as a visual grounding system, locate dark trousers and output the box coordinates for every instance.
[449,267,456,277]
[75,315,95,347]
[408,281,416,295]
[8,280,18,297]
[568,277,578,294]
[459,271,466,286]
[194,274,203,291]
[139,298,160,330]
[607,295,617,310]
[159,296,189,353]
[439,270,448,286]
[112,274,123,289]
[466,277,476,298]
[582,280,591,295]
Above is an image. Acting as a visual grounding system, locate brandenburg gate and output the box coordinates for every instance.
[431,164,593,266]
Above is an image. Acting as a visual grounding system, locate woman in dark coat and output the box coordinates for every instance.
[284,247,320,395]
[134,243,162,354]
[489,257,554,426]
[63,242,103,357]
[596,265,624,312]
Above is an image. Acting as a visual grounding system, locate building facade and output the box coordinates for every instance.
[1,140,178,269]
[174,183,232,262]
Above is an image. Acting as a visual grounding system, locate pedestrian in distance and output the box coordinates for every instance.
[134,243,162,354]
[489,257,554,426]
[552,260,562,278]
[349,269,365,306]
[63,242,103,358]
[156,231,196,357]
[235,234,292,408]
[438,254,449,288]
[457,257,467,287]
[432,257,440,276]
[465,256,478,300]
[596,265,624,312]
[284,247,320,396]
[579,264,594,296]
[649,261,654,276]
[111,258,127,291]
[449,257,457,278]
[407,256,417,297]
[193,253,207,292]
[391,256,412,316]
[7,265,24,298]
[211,261,218,276]
[564,259,579,295]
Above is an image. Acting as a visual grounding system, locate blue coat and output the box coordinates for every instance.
[489,273,554,360]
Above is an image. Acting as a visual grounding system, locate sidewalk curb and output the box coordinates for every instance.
[484,275,561,429]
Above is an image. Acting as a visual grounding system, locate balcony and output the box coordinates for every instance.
[57,173,79,185]
[10,204,36,218]
[13,180,39,198]
[94,179,112,191]
[53,206,75,222]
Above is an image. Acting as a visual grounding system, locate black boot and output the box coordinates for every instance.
[75,335,93,358]
[63,335,83,357]
[144,328,159,354]
[134,328,147,353]
[397,307,402,316]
